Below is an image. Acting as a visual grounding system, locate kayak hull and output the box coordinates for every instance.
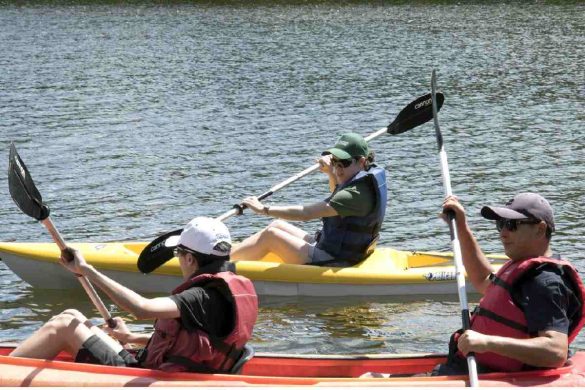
[1,346,584,387]
[0,242,506,297]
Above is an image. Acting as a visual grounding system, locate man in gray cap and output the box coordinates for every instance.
[231,132,387,267]
[434,193,584,375]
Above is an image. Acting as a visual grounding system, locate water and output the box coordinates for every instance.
[0,1,584,356]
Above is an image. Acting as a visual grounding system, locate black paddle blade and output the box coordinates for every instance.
[387,92,445,135]
[137,228,182,273]
[8,143,50,221]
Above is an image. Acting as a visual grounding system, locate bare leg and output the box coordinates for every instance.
[9,309,121,359]
[74,311,123,354]
[232,220,312,264]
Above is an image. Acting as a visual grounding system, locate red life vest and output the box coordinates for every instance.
[453,257,585,372]
[141,271,258,373]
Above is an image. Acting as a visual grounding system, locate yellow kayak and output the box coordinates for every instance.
[0,242,506,297]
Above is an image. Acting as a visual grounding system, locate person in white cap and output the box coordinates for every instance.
[10,217,258,374]
[433,193,585,375]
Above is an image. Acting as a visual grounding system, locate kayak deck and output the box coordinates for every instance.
[1,346,583,387]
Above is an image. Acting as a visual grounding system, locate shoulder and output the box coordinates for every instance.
[172,282,231,306]
[519,263,571,288]
[329,182,374,214]
[515,263,577,303]
[170,285,205,305]
[514,263,580,334]
[334,179,375,200]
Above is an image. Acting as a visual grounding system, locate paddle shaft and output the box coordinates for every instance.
[431,70,479,387]
[40,217,116,329]
[217,125,392,222]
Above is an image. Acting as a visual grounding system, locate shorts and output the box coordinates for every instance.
[307,242,335,265]
[75,335,138,367]
[306,233,357,267]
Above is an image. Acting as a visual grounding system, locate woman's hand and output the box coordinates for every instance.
[317,155,333,175]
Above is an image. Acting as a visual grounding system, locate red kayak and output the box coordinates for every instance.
[1,344,584,387]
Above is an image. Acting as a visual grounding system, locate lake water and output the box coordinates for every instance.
[0,1,584,356]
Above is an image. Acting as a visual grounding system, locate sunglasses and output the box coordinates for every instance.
[330,157,355,169]
[495,218,541,232]
[173,246,195,257]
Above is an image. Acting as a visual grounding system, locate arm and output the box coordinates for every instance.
[441,195,494,294]
[241,197,338,221]
[60,248,181,320]
[240,155,341,221]
[457,329,568,368]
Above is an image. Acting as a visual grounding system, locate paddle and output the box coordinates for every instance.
[431,70,479,387]
[8,143,116,329]
[137,92,445,273]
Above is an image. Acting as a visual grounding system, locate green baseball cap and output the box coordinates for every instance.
[322,132,369,160]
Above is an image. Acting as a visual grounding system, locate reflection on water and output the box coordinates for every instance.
[253,295,464,354]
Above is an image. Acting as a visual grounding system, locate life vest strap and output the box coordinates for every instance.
[489,272,513,291]
[476,307,529,333]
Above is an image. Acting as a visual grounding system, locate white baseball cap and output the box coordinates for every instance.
[165,217,231,256]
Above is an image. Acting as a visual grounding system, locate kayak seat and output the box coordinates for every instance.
[229,344,254,374]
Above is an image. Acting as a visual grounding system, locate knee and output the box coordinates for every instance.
[264,222,294,242]
[255,222,278,241]
[265,219,292,236]
[46,309,85,330]
[264,225,280,240]
[267,219,286,229]
[60,309,87,322]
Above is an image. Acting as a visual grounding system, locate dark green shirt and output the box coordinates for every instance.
[327,179,376,217]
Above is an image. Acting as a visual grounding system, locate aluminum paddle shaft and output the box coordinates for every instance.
[431,70,479,387]
[216,125,392,222]
[221,92,444,221]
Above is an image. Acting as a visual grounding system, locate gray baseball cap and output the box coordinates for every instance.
[480,192,555,232]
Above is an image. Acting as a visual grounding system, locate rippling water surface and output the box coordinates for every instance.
[1,1,584,355]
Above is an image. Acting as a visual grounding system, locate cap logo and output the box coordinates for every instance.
[215,233,230,241]
[337,140,349,147]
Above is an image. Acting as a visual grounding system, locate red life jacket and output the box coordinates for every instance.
[141,271,258,373]
[453,256,585,372]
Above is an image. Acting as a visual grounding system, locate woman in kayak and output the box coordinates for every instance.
[231,132,387,267]
[9,217,258,372]
[436,193,585,374]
